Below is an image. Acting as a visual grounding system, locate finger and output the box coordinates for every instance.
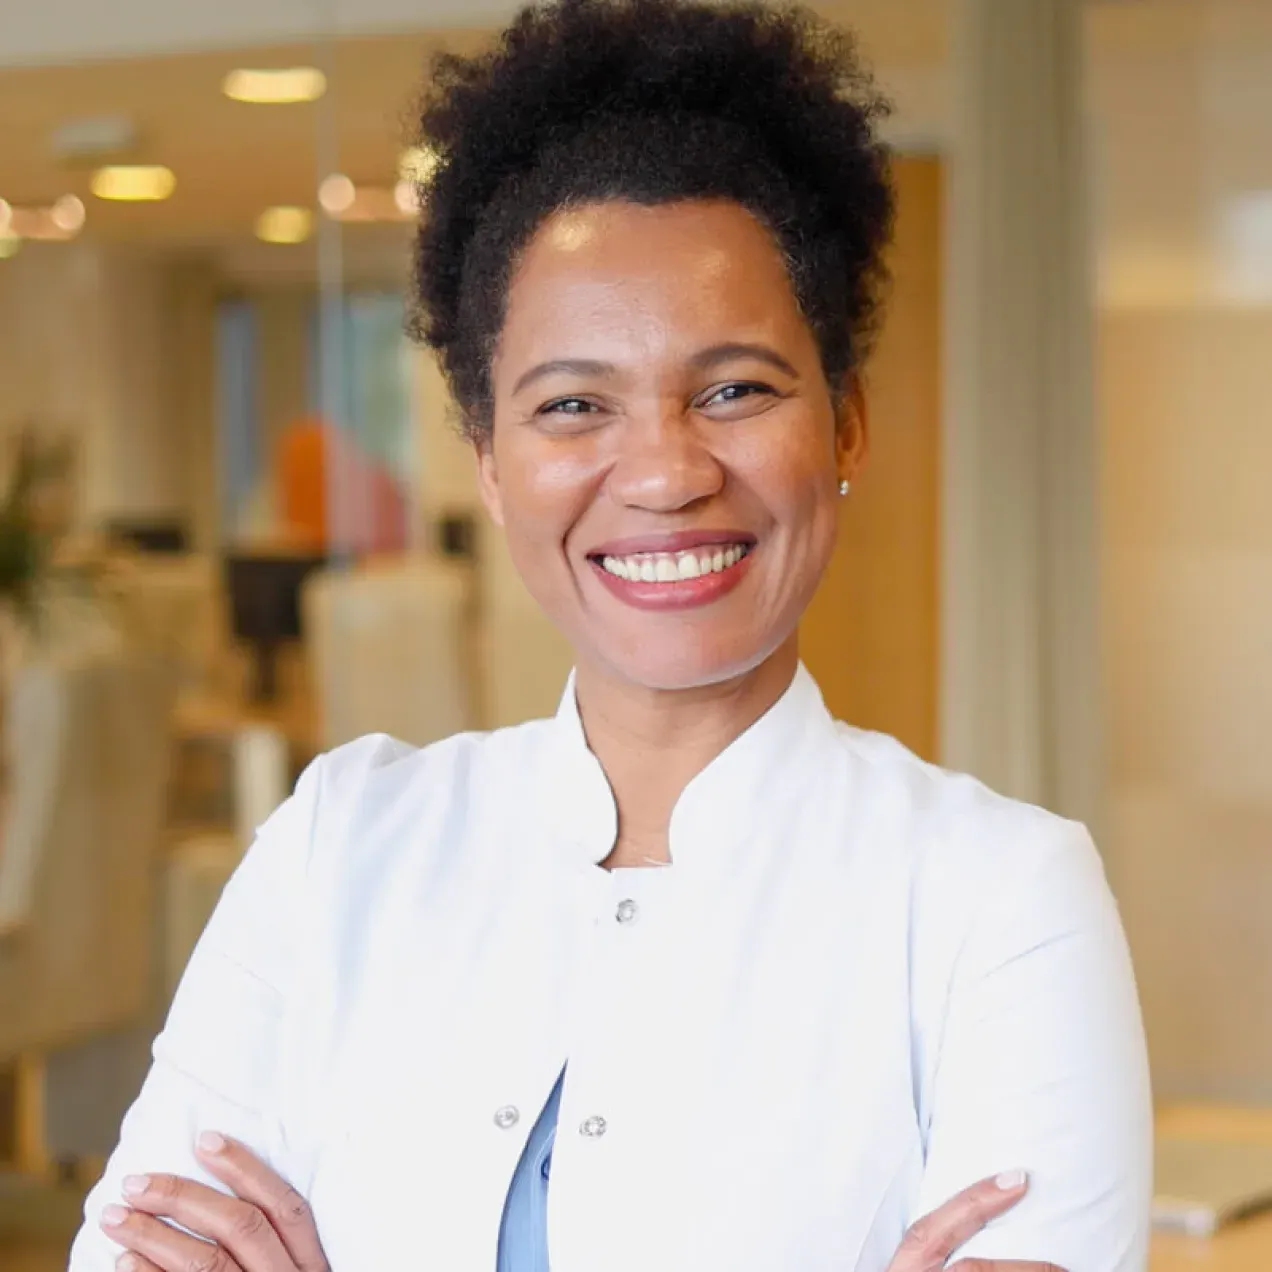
[949,1263,1066,1272]
[117,1171,292,1272]
[889,1171,1030,1272]
[115,1255,165,1272]
[100,1203,241,1272]
[196,1132,329,1272]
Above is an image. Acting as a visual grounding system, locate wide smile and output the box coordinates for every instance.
[585,534,756,612]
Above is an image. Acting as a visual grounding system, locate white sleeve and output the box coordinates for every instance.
[914,825,1153,1271]
[66,755,325,1271]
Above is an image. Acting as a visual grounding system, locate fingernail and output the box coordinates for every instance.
[121,1175,149,1197]
[118,1256,140,1272]
[198,1130,227,1154]
[995,1168,1028,1190]
[100,1204,130,1227]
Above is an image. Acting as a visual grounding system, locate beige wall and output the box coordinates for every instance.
[0,243,217,541]
[1101,306,1272,1102]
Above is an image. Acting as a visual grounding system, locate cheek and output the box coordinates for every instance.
[492,439,602,562]
[747,426,837,532]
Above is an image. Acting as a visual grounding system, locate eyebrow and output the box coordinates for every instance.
[689,342,800,380]
[509,342,800,397]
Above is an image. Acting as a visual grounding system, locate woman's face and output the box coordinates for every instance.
[478,198,867,692]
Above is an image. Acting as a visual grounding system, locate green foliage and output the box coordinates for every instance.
[0,430,77,630]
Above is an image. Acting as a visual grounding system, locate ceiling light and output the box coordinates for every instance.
[399,145,440,185]
[318,174,356,215]
[50,195,86,233]
[0,234,20,260]
[256,206,312,244]
[91,165,176,201]
[223,67,326,104]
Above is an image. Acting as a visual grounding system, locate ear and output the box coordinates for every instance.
[834,374,870,485]
[474,438,505,528]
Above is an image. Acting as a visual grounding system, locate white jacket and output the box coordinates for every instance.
[71,666,1151,1271]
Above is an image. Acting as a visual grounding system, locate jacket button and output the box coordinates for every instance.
[616,899,638,924]
[579,1114,608,1138]
[493,1105,520,1130]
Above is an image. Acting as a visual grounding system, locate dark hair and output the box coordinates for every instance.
[410,0,895,440]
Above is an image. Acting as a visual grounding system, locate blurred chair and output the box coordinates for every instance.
[106,553,231,696]
[0,652,174,1172]
[302,554,478,749]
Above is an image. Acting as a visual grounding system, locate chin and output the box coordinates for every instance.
[589,623,790,693]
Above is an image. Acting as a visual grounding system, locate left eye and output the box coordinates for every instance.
[702,382,771,407]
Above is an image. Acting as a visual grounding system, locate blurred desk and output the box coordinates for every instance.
[1152,1105,1272,1271]
[171,687,315,848]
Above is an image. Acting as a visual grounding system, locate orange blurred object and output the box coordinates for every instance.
[275,416,407,554]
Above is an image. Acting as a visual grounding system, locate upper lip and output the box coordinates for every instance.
[586,529,757,558]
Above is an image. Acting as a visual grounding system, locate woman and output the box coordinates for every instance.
[72,1,1151,1269]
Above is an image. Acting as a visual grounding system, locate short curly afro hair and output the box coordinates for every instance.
[409,0,895,441]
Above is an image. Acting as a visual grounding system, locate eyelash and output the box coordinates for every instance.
[538,382,774,416]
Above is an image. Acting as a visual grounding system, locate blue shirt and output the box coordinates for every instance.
[497,1071,564,1271]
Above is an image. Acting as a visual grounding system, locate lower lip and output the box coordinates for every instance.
[588,549,754,611]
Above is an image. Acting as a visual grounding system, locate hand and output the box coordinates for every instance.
[99,1132,329,1272]
[885,1171,1066,1272]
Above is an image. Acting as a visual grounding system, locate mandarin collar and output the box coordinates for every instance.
[542,663,839,869]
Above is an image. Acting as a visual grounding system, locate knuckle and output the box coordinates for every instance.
[149,1174,183,1201]
[183,1247,231,1272]
[900,1213,940,1250]
[230,1203,270,1242]
[275,1186,315,1229]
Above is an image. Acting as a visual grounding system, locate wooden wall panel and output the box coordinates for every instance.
[800,156,942,759]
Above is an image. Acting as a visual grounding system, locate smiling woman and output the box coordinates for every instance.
[68,2,1151,1272]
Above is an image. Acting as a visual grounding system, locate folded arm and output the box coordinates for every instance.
[915,823,1153,1271]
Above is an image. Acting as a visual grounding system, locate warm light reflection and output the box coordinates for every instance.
[256,206,313,244]
[223,67,327,104]
[0,196,87,241]
[91,166,176,201]
[0,234,21,260]
[318,174,357,215]
[320,184,415,223]
[394,180,421,216]
[51,195,86,232]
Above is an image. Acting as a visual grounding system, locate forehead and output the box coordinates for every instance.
[497,200,809,362]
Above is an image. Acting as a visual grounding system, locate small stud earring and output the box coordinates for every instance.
[838,478,851,497]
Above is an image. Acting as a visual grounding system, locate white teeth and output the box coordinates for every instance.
[597,544,751,582]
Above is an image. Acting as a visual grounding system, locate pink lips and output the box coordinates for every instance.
[586,530,756,612]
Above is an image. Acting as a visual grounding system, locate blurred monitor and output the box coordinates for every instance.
[224,553,327,703]
[107,518,190,554]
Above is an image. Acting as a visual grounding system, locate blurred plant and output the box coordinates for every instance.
[0,428,93,633]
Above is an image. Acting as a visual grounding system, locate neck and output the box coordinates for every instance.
[573,638,800,868]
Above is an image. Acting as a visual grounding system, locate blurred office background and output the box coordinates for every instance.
[1,1,1270,1268]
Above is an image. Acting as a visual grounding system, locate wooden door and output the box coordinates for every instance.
[799,156,942,759]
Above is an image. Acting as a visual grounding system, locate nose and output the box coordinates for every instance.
[606,407,725,513]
